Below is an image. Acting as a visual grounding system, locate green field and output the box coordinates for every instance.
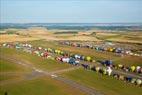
[0,47,71,71]
[0,40,142,95]
[0,48,86,95]
[0,77,86,95]
[0,74,21,81]
[0,58,28,82]
[0,59,28,72]
[29,40,142,66]
[62,68,142,95]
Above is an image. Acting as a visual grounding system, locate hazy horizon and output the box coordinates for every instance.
[1,0,142,23]
[1,22,142,24]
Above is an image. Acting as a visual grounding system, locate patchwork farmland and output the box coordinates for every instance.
[0,26,142,95]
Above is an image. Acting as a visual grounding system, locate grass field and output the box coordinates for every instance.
[0,34,40,43]
[29,40,142,66]
[96,32,142,44]
[0,59,28,72]
[0,75,20,81]
[0,48,86,95]
[0,76,86,95]
[0,58,29,82]
[0,47,71,71]
[62,68,142,95]
[0,37,142,95]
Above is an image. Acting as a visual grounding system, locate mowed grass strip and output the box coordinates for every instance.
[0,75,17,81]
[0,59,28,72]
[29,40,142,66]
[0,47,71,71]
[61,68,142,95]
[0,77,86,95]
[0,57,31,82]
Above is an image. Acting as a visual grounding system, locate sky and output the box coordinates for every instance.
[0,0,142,23]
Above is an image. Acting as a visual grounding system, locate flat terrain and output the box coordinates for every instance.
[0,28,142,95]
[95,31,142,44]
[0,34,40,43]
[1,28,141,43]
[29,40,142,66]
[0,48,86,95]
[0,76,86,95]
[1,46,141,95]
[0,47,71,71]
[62,69,142,95]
